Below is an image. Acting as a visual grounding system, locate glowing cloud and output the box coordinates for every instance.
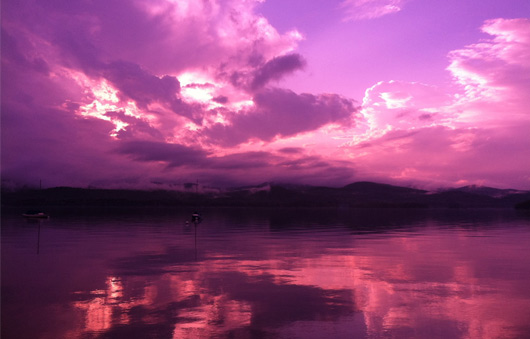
[341,17,530,188]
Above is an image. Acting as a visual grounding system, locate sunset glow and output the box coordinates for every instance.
[2,0,529,189]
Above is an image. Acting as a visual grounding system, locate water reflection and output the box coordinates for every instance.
[2,208,530,338]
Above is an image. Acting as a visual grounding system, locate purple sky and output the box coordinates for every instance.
[2,0,530,190]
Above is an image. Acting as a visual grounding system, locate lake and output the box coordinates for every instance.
[2,207,530,338]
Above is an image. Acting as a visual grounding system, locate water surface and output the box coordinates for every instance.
[2,208,530,338]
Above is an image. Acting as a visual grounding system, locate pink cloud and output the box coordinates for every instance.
[349,18,530,188]
[340,0,409,21]
[349,125,530,188]
[447,18,530,114]
[361,80,452,132]
[1,0,319,188]
[445,18,530,128]
[15,0,301,75]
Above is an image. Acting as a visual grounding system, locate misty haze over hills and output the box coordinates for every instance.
[3,181,530,209]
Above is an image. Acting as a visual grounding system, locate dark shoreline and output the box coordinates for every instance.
[3,182,530,210]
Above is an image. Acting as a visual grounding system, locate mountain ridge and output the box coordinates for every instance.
[3,181,530,209]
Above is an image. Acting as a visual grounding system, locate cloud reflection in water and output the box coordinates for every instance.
[2,209,530,338]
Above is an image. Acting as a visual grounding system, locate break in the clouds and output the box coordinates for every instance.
[2,0,530,189]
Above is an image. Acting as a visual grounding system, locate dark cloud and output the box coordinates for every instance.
[116,141,209,167]
[209,152,280,170]
[213,96,229,104]
[1,28,50,74]
[30,0,179,73]
[205,88,358,146]
[0,102,122,188]
[279,156,329,170]
[112,140,357,187]
[266,162,357,187]
[228,54,305,91]
[3,2,205,122]
[103,61,180,107]
[116,141,276,170]
[277,147,304,154]
[53,24,104,73]
[1,0,361,189]
[418,113,434,121]
[251,54,306,90]
[100,61,205,122]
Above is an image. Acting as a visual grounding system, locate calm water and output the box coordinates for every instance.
[2,207,530,339]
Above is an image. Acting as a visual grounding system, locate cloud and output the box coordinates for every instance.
[2,0,529,191]
[0,103,131,188]
[227,53,306,92]
[204,88,359,146]
[446,18,530,124]
[1,0,303,120]
[277,147,305,155]
[361,80,452,132]
[359,18,530,132]
[103,62,180,107]
[1,0,314,188]
[350,124,530,188]
[349,18,530,188]
[116,140,209,167]
[114,140,356,187]
[7,0,301,74]
[250,54,306,90]
[1,28,51,75]
[104,111,164,140]
[115,140,306,172]
[340,0,409,21]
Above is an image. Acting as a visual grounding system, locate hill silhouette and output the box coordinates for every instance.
[2,182,530,209]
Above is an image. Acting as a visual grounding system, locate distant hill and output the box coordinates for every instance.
[340,182,427,204]
[342,181,426,194]
[451,185,527,198]
[2,182,530,209]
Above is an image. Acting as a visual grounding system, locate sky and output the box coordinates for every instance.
[2,0,530,190]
